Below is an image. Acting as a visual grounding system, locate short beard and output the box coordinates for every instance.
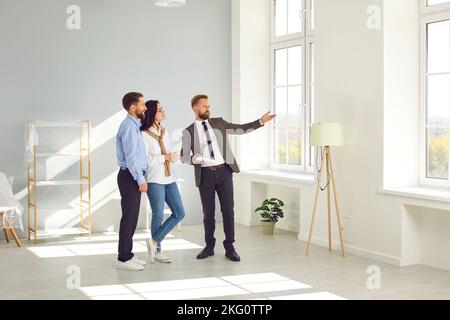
[138,111,145,120]
[199,112,210,120]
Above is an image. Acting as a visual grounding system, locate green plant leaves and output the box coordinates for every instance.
[260,212,270,219]
[254,197,285,223]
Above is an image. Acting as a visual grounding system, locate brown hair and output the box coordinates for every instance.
[122,92,143,111]
[191,94,208,108]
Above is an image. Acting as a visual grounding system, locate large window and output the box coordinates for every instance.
[420,0,450,186]
[271,0,314,171]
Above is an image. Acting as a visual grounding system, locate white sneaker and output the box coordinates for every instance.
[145,239,157,264]
[115,260,144,271]
[131,256,147,266]
[155,252,172,263]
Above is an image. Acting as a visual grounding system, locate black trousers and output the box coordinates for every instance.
[117,169,141,262]
[198,165,235,251]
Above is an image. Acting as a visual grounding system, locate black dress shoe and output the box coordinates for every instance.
[225,249,241,262]
[196,247,214,260]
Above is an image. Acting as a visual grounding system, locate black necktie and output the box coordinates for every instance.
[202,121,215,159]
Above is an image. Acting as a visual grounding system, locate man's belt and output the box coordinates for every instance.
[203,164,226,171]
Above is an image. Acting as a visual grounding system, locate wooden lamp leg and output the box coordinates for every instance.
[327,148,345,257]
[306,148,326,256]
[27,165,31,241]
[326,147,332,252]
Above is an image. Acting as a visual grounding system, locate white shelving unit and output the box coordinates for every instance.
[35,152,81,157]
[26,120,92,244]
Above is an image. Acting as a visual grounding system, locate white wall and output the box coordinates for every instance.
[313,0,403,260]
[231,0,271,171]
[233,0,403,263]
[234,0,450,270]
[0,0,231,238]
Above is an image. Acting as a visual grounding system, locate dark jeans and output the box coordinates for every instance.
[198,165,235,251]
[117,169,141,262]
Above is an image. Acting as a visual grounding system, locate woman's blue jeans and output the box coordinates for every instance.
[146,182,185,252]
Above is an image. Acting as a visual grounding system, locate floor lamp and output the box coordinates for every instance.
[306,122,345,257]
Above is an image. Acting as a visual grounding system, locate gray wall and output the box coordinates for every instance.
[0,0,231,237]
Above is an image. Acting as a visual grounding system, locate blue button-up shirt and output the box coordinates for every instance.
[116,114,148,185]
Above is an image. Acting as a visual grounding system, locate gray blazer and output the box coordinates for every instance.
[181,117,264,187]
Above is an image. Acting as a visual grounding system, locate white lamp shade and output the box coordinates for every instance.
[311,122,344,147]
[155,0,186,7]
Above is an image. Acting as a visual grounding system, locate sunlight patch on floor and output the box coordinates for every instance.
[27,238,201,258]
[78,272,313,300]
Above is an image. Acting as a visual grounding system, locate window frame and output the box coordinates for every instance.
[420,0,450,15]
[419,7,450,187]
[270,0,315,173]
[271,0,305,45]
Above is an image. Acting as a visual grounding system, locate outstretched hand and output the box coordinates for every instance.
[261,111,276,124]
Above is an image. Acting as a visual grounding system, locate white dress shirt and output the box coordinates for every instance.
[194,119,226,167]
[142,127,177,185]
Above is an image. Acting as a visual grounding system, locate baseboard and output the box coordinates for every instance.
[236,217,252,227]
[298,234,401,267]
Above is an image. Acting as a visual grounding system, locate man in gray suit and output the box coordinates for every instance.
[181,94,276,262]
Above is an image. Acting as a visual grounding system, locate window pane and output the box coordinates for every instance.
[310,0,315,30]
[275,0,287,37]
[427,127,449,179]
[427,0,450,6]
[427,20,450,74]
[288,0,302,34]
[288,45,302,85]
[275,127,288,164]
[288,127,302,165]
[288,86,302,126]
[427,74,450,127]
[275,87,288,127]
[275,48,287,86]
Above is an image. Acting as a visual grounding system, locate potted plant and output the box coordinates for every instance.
[254,198,285,235]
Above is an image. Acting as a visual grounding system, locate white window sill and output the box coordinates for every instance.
[240,169,316,185]
[379,186,450,204]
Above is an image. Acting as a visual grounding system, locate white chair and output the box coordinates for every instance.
[0,174,22,247]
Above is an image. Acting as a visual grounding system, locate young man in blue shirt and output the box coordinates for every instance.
[116,92,149,271]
